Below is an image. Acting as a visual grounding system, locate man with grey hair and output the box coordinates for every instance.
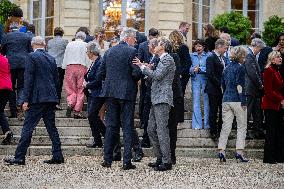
[98,27,142,170]
[244,38,265,139]
[62,31,89,119]
[4,36,64,165]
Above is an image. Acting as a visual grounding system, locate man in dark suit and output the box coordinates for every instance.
[205,39,228,140]
[98,28,141,170]
[1,24,33,119]
[0,24,3,45]
[4,36,64,165]
[133,21,147,50]
[137,28,159,148]
[244,38,266,139]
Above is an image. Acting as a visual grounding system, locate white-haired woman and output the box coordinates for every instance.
[217,46,248,162]
[62,31,89,119]
[262,51,284,164]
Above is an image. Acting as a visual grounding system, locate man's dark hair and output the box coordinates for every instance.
[11,7,23,17]
[133,21,141,30]
[250,32,262,40]
[54,27,64,36]
[220,26,229,33]
[27,24,35,34]
[148,28,159,37]
[76,27,90,35]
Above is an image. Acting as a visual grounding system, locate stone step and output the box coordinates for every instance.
[0,135,264,148]
[7,126,261,139]
[5,109,193,119]
[0,145,263,159]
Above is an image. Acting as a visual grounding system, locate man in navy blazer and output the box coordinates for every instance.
[1,24,33,118]
[205,39,228,140]
[4,36,64,165]
[98,28,141,170]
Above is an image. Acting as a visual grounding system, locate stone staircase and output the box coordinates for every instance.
[0,89,264,159]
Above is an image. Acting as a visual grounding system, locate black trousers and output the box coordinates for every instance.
[0,90,11,134]
[9,69,25,115]
[168,100,179,163]
[141,92,151,145]
[87,96,106,144]
[180,73,190,97]
[208,94,223,135]
[247,96,263,132]
[103,98,135,164]
[57,67,65,103]
[263,109,284,163]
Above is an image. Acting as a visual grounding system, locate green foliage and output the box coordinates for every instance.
[0,0,19,25]
[212,11,252,44]
[262,15,284,47]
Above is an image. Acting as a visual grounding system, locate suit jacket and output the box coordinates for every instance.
[134,31,147,50]
[47,36,68,68]
[205,52,224,95]
[176,44,192,76]
[231,37,240,47]
[1,31,32,69]
[142,53,176,106]
[23,49,59,104]
[97,41,141,101]
[138,41,151,63]
[262,65,284,110]
[171,53,183,99]
[258,46,273,73]
[244,48,263,97]
[85,57,103,97]
[0,24,3,44]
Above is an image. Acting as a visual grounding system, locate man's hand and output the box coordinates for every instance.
[83,80,88,88]
[132,57,143,67]
[22,102,29,111]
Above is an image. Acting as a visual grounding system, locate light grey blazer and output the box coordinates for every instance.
[47,36,68,68]
[142,53,176,106]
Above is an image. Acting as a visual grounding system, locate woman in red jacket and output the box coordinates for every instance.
[262,51,284,164]
[0,53,13,145]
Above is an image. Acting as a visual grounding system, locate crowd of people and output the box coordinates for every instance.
[0,7,284,171]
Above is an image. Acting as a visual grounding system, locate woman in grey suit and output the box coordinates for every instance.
[134,37,175,171]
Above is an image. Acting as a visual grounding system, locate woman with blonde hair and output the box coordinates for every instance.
[217,46,248,162]
[169,30,192,121]
[262,51,284,164]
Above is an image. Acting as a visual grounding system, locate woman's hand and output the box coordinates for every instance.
[132,57,143,67]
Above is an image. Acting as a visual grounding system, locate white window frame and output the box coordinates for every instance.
[228,0,263,31]
[29,0,54,38]
[192,0,213,39]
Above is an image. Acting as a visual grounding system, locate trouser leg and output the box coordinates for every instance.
[0,90,10,133]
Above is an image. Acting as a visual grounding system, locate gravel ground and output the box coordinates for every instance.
[0,155,283,189]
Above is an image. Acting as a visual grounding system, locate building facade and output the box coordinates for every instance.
[10,0,284,45]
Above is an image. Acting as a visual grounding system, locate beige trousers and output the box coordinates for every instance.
[218,102,247,150]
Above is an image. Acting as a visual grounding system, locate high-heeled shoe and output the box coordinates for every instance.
[235,153,249,163]
[218,152,226,162]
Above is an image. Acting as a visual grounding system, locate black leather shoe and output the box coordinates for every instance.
[148,160,162,168]
[86,142,103,148]
[101,161,111,168]
[66,106,73,118]
[43,158,64,164]
[122,163,136,170]
[132,152,144,162]
[154,163,172,171]
[2,131,13,145]
[74,114,86,119]
[4,157,25,165]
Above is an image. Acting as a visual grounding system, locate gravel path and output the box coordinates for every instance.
[0,155,283,189]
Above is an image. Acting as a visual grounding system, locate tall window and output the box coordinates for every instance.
[192,0,211,40]
[230,0,262,31]
[101,0,145,39]
[29,0,54,37]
